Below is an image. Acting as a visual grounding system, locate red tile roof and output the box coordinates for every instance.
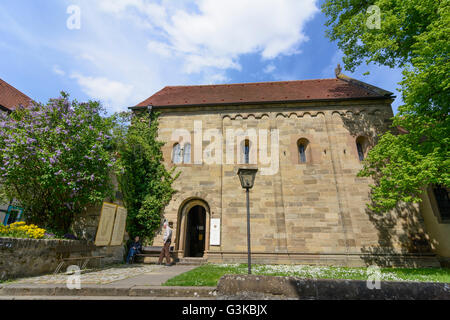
[134,77,393,109]
[0,78,33,111]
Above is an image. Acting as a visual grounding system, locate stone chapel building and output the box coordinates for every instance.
[131,69,448,267]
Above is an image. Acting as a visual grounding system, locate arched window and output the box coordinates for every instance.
[297,138,309,163]
[183,143,191,164]
[356,136,369,161]
[172,143,181,164]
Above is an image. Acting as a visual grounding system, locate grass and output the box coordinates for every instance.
[0,278,13,284]
[163,263,450,287]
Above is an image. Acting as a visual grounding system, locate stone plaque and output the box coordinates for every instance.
[95,202,117,246]
[110,206,127,246]
[210,218,220,246]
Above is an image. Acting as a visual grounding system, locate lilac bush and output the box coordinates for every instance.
[0,93,116,233]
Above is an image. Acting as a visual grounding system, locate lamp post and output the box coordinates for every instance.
[237,168,258,275]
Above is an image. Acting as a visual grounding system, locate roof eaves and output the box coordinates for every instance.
[0,104,10,113]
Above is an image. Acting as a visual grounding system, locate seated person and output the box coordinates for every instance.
[126,236,142,264]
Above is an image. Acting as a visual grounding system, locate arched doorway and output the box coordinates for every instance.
[185,205,206,257]
[175,198,210,259]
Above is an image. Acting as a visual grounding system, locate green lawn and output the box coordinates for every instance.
[163,264,450,287]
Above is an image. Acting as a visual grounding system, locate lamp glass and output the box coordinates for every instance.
[237,168,258,189]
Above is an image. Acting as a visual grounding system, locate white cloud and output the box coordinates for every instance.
[147,40,173,57]
[71,73,134,112]
[52,65,65,76]
[95,0,319,72]
[263,64,276,74]
[48,0,319,112]
[78,53,96,62]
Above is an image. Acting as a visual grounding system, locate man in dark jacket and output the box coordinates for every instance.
[126,236,142,264]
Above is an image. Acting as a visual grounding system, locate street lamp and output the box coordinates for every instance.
[237,168,258,274]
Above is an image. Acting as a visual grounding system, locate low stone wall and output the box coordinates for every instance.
[207,252,441,268]
[0,237,125,281]
[217,275,450,300]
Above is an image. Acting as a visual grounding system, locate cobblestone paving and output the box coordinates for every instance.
[11,264,164,284]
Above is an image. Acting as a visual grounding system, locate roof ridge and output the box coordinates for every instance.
[164,78,339,88]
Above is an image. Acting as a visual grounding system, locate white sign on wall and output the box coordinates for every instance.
[210,218,221,246]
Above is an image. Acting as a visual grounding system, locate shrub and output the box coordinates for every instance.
[0,221,46,239]
[0,93,116,233]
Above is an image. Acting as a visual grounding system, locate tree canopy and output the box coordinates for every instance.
[322,0,449,212]
[0,94,116,233]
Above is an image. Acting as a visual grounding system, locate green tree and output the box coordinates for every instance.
[0,94,116,233]
[323,0,449,212]
[114,111,178,242]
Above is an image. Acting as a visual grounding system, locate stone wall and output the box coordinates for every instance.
[0,237,125,280]
[217,275,450,300]
[151,98,440,267]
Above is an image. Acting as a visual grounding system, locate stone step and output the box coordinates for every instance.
[134,255,207,266]
[177,258,208,266]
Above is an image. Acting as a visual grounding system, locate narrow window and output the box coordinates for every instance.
[183,143,191,164]
[356,136,369,161]
[297,138,309,163]
[244,140,250,164]
[433,185,450,221]
[356,142,364,161]
[172,143,181,164]
[298,144,306,163]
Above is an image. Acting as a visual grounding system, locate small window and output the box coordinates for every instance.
[432,185,450,221]
[183,143,191,164]
[356,142,364,161]
[172,143,182,164]
[297,138,309,163]
[356,136,369,161]
[3,206,23,226]
[299,144,306,163]
[239,139,255,164]
[244,140,250,164]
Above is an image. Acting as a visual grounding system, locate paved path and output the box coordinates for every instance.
[103,265,196,287]
[11,264,171,285]
[0,264,217,299]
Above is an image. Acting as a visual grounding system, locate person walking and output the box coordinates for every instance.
[158,221,173,266]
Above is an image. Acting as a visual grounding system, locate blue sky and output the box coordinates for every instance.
[0,0,404,114]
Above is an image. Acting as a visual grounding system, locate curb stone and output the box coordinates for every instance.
[0,284,217,298]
